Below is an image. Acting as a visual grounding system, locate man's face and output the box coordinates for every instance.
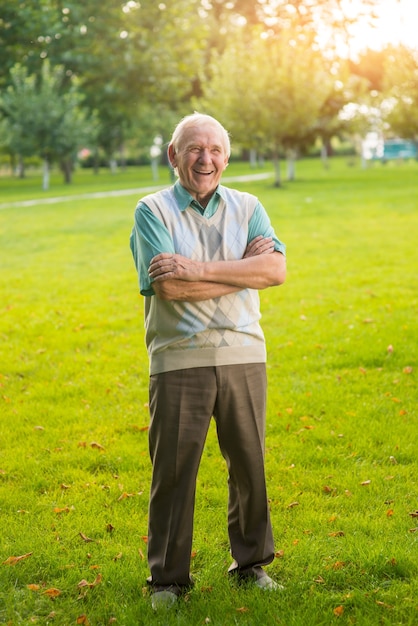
[169,122,229,202]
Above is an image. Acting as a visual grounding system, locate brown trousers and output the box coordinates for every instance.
[147,363,275,588]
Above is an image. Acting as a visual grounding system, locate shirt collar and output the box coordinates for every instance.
[173,181,226,212]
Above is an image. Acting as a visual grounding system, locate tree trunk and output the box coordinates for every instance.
[42,158,50,191]
[61,158,73,184]
[93,150,100,175]
[320,141,329,169]
[272,147,281,187]
[17,155,25,178]
[286,149,296,181]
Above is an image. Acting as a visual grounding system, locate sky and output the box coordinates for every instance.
[342,0,417,54]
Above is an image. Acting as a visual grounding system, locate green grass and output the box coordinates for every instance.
[0,157,417,625]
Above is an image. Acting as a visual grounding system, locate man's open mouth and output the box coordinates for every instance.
[194,170,214,176]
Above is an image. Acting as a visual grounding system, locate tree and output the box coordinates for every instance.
[383,46,418,141]
[200,27,335,185]
[1,61,93,187]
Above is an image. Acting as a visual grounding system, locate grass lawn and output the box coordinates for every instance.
[0,157,417,625]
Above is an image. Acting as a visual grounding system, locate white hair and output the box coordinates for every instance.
[169,112,231,158]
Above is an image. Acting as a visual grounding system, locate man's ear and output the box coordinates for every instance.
[168,144,176,167]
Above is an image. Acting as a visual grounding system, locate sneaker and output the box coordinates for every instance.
[151,590,178,611]
[254,575,284,591]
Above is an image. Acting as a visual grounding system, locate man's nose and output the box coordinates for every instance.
[199,149,211,163]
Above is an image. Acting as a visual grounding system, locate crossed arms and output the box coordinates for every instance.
[149,235,286,302]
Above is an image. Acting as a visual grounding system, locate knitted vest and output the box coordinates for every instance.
[142,186,266,374]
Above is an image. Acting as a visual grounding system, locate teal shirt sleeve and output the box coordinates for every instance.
[130,201,175,296]
[248,201,286,255]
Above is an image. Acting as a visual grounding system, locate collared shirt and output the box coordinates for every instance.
[130,181,286,297]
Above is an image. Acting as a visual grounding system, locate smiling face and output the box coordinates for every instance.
[168,121,229,205]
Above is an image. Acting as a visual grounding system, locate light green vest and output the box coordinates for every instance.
[142,187,266,374]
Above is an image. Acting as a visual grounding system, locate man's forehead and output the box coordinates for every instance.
[181,124,225,148]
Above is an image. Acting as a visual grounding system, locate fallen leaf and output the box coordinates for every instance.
[386,509,394,517]
[314,576,325,584]
[90,442,105,451]
[408,510,418,518]
[236,607,249,613]
[333,606,344,616]
[106,524,115,533]
[332,561,345,570]
[287,501,299,509]
[79,532,95,543]
[328,531,345,537]
[77,574,102,589]
[43,588,61,598]
[77,579,90,588]
[376,601,393,609]
[113,552,123,561]
[361,480,371,486]
[76,616,90,625]
[275,550,285,558]
[117,492,136,501]
[3,552,33,566]
[387,345,394,353]
[27,584,41,591]
[403,366,412,374]
[54,506,71,514]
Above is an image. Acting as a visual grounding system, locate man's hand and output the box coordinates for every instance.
[149,253,203,282]
[243,236,275,258]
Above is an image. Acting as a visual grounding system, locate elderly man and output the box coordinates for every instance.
[130,113,286,610]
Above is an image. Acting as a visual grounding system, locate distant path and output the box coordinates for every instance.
[0,172,272,210]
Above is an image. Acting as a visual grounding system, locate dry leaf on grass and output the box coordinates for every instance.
[43,588,61,598]
[77,574,102,591]
[3,552,33,565]
[90,441,105,451]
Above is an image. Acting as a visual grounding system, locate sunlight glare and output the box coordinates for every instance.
[341,0,417,55]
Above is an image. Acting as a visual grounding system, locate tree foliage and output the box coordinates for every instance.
[383,46,418,140]
[0,0,417,182]
[1,61,92,187]
[200,26,337,184]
